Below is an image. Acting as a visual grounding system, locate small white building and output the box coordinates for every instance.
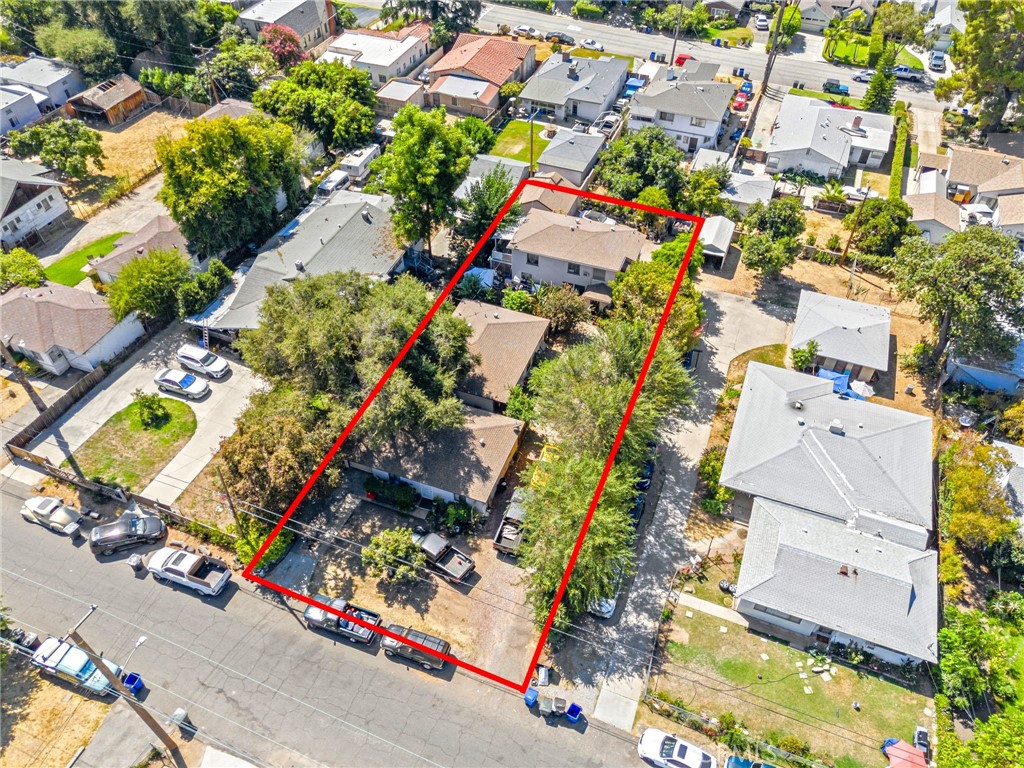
[519,53,628,125]
[0,284,144,375]
[697,215,735,270]
[1,86,42,134]
[337,144,381,183]
[1,157,70,250]
[319,24,432,86]
[0,55,85,110]
[926,0,967,52]
[627,73,734,153]
[374,78,426,117]
[237,0,333,50]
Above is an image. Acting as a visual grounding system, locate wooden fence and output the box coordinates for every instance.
[144,92,209,119]
[3,367,107,452]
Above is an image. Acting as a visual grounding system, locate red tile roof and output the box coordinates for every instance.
[431,33,533,86]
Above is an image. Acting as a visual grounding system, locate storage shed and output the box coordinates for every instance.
[68,74,147,126]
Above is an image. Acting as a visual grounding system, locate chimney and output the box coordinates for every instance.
[361,207,372,223]
[852,115,863,130]
[568,63,577,78]
[829,419,844,435]
[666,68,676,81]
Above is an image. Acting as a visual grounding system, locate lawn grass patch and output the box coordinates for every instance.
[568,47,635,66]
[44,232,128,286]
[70,398,197,491]
[492,119,551,165]
[829,37,923,69]
[789,88,866,110]
[702,26,753,45]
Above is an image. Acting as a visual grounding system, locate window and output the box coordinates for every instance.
[526,253,539,266]
[753,604,803,624]
[658,111,673,122]
[592,268,607,282]
[690,116,706,128]
[40,198,51,211]
[520,271,533,281]
[567,263,580,275]
[379,74,387,83]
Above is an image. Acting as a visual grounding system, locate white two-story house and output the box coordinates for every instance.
[1,157,69,250]
[628,73,734,152]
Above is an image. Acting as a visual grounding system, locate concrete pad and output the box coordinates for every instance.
[592,685,641,731]
[803,685,814,694]
[759,653,769,661]
[268,552,316,593]
[821,672,832,682]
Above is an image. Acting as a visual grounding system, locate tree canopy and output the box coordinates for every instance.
[35,21,120,81]
[872,1,929,55]
[9,118,105,179]
[610,260,704,354]
[451,164,523,262]
[380,0,482,38]
[157,114,304,255]
[208,39,277,99]
[0,247,45,289]
[107,248,192,323]
[939,435,1017,550]
[743,196,806,240]
[596,126,687,204]
[259,23,307,70]
[842,196,914,257]
[862,44,897,114]
[891,227,1024,363]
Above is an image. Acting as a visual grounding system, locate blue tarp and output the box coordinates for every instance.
[817,369,864,400]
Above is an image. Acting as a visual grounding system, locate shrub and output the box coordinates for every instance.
[183,519,236,549]
[505,384,534,422]
[100,175,134,205]
[534,283,590,334]
[364,476,419,510]
[132,389,170,428]
[697,446,726,486]
[362,528,426,583]
[889,101,911,200]
[790,340,820,371]
[177,259,233,319]
[502,289,534,313]
[777,735,811,756]
[867,25,884,66]
[500,81,525,102]
[442,500,478,532]
[826,233,842,251]
[233,518,293,570]
[710,18,735,30]
[0,247,45,289]
[572,0,605,19]
[999,400,1024,443]
[494,0,551,10]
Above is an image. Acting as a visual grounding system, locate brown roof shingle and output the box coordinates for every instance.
[89,215,189,278]
[431,33,533,86]
[519,172,578,214]
[0,284,115,355]
[948,146,1023,188]
[905,190,961,232]
[511,209,646,271]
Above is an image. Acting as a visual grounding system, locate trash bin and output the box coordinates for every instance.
[127,554,144,572]
[524,687,539,707]
[566,703,582,723]
[649,51,656,61]
[123,672,144,696]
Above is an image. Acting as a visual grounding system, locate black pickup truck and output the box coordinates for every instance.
[412,530,475,583]
[303,594,383,644]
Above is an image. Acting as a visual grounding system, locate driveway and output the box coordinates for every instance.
[2,325,263,503]
[590,289,792,731]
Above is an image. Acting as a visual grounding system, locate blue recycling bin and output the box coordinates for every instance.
[649,51,656,61]
[123,672,144,696]
[566,703,582,723]
[524,687,539,707]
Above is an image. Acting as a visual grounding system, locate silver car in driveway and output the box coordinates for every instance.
[154,368,210,399]
[175,344,230,378]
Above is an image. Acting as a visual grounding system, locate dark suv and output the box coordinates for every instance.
[544,31,575,45]
[381,625,451,670]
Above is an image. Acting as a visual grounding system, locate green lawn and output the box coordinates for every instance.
[702,26,754,45]
[790,87,866,110]
[568,47,635,67]
[827,37,923,69]
[492,120,551,165]
[69,398,197,491]
[44,231,128,287]
[663,609,932,767]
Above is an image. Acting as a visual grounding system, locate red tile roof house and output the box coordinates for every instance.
[427,33,536,117]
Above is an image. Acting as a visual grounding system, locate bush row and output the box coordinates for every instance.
[493,0,552,11]
[889,101,911,201]
[867,25,884,66]
[573,0,606,19]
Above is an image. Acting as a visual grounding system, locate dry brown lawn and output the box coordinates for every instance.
[0,379,33,422]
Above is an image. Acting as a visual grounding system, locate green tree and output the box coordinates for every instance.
[362,527,427,583]
[534,284,590,335]
[208,40,277,99]
[790,340,819,371]
[679,164,731,218]
[651,234,705,278]
[500,80,525,102]
[596,126,687,204]
[842,196,914,256]
[862,44,897,114]
[741,233,799,278]
[891,227,1024,363]
[938,606,1018,710]
[0,0,52,51]
[451,164,523,261]
[252,60,376,151]
[634,186,672,235]
[125,0,200,64]
[8,118,105,179]
[743,196,806,239]
[935,0,1024,129]
[107,248,191,323]
[194,0,238,42]
[965,710,1024,766]
[132,389,169,428]
[454,116,496,155]
[999,400,1024,444]
[939,435,1017,550]
[501,289,534,313]
[872,0,929,56]
[0,247,45,289]
[610,260,704,353]
[367,105,471,258]
[380,0,482,36]
[176,259,233,319]
[139,67,211,103]
[823,11,866,59]
[505,384,534,422]
[157,114,304,254]
[35,22,120,81]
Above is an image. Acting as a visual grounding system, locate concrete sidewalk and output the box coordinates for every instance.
[674,591,749,627]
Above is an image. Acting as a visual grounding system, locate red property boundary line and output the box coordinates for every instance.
[242,179,705,693]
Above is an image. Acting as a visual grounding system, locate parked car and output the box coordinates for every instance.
[580,209,617,225]
[612,97,630,113]
[89,507,166,555]
[412,530,475,582]
[175,344,230,379]
[588,567,623,619]
[928,51,945,71]
[725,758,775,768]
[579,38,604,51]
[20,496,83,536]
[544,31,575,45]
[593,114,621,137]
[380,625,450,670]
[513,25,539,38]
[822,78,849,96]
[852,69,875,82]
[303,594,383,643]
[674,53,693,66]
[31,636,122,696]
[635,454,656,491]
[638,728,717,768]
[732,92,749,110]
[317,169,351,196]
[154,368,210,400]
[891,64,923,81]
[755,14,770,30]
[147,547,231,596]
[493,489,527,555]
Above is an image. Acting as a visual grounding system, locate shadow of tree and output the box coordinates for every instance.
[0,656,42,751]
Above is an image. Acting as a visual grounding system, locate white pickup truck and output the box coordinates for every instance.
[891,65,924,82]
[147,547,231,596]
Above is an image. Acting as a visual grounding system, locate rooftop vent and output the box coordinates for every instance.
[829,419,844,435]
[797,417,805,426]
[791,400,804,410]
[361,207,372,223]
[568,63,578,78]
[839,565,849,576]
[136,247,145,254]
[852,115,863,131]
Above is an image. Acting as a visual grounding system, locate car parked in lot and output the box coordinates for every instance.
[380,625,451,670]
[755,14,770,30]
[89,507,166,555]
[544,31,574,45]
[852,69,875,82]
[513,24,539,38]
[732,92,749,110]
[155,368,210,400]
[638,728,717,768]
[175,344,230,378]
[20,496,83,536]
[579,38,604,51]
[303,594,383,643]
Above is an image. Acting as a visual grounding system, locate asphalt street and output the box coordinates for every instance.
[0,480,639,768]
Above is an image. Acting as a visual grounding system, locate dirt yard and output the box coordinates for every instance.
[0,657,110,768]
[0,379,33,423]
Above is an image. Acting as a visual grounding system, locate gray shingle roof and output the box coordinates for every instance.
[791,290,891,372]
[630,79,734,122]
[520,55,627,107]
[697,215,734,257]
[455,154,530,200]
[720,363,933,531]
[536,129,604,173]
[738,498,938,662]
[0,157,63,216]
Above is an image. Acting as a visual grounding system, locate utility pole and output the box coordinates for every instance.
[839,184,869,267]
[669,2,685,69]
[216,465,251,546]
[68,630,179,755]
[0,342,46,413]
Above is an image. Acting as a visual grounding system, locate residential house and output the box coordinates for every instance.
[765,95,893,178]
[994,439,1024,531]
[499,208,646,293]
[428,33,535,117]
[925,0,966,52]
[697,215,735,270]
[237,0,334,50]
[85,215,193,285]
[374,78,426,117]
[0,157,70,250]
[946,338,1024,394]
[0,284,144,375]
[346,407,524,514]
[199,98,263,120]
[628,72,734,153]
[943,146,1024,207]
[319,23,432,86]
[993,193,1024,248]
[206,190,406,334]
[67,74,147,126]
[518,172,580,216]
[720,362,937,664]
[0,55,85,110]
[535,129,604,187]
[799,0,876,34]
[904,189,961,243]
[455,154,530,201]
[703,0,745,19]
[453,299,550,411]
[519,53,628,124]
[1,86,42,134]
[722,172,776,216]
[791,290,891,382]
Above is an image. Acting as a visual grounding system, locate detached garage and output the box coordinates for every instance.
[68,74,147,126]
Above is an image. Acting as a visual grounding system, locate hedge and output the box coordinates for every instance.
[572,0,605,19]
[494,0,552,10]
[867,25,884,66]
[889,101,910,200]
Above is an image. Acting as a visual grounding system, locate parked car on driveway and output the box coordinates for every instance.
[176,344,230,378]
[380,625,450,670]
[89,507,166,555]
[579,38,604,51]
[638,728,717,768]
[154,368,210,400]
[755,14,770,30]
[513,24,539,38]
[20,496,83,536]
[412,530,475,582]
[928,51,945,71]
[544,31,574,45]
[588,567,623,619]
[303,594,383,643]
